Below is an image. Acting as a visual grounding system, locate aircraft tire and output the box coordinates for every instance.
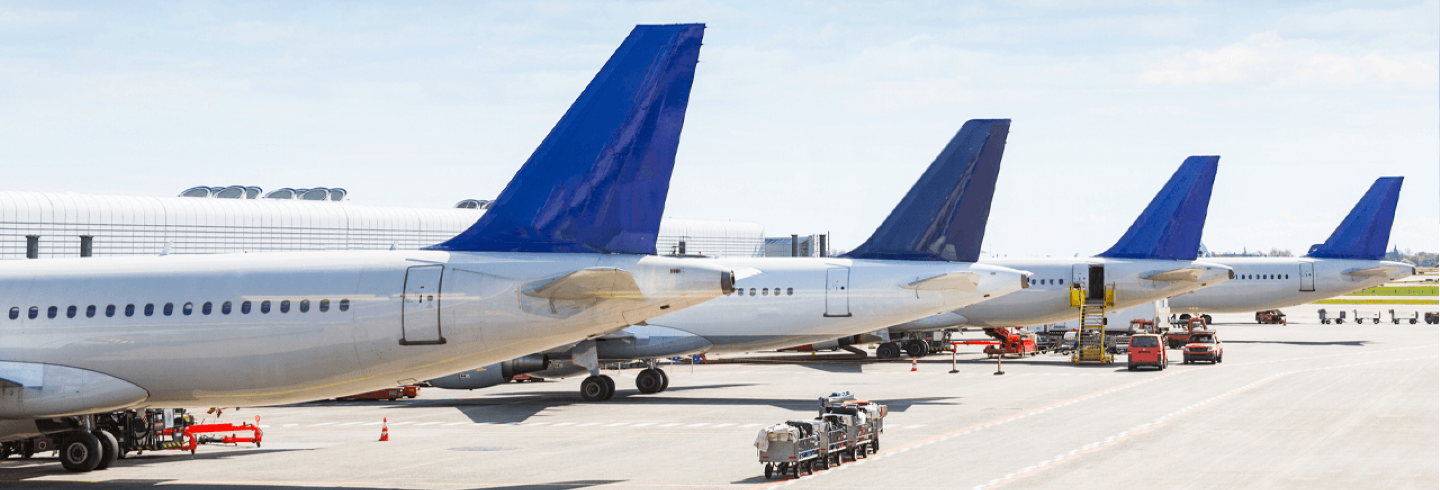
[657,369,670,392]
[1202,315,1213,324]
[59,432,103,472]
[635,369,663,394]
[579,376,609,401]
[601,375,616,400]
[93,430,118,471]
[876,343,901,360]
[903,340,927,358]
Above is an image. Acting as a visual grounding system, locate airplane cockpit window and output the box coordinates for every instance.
[201,302,212,315]
[8,307,17,320]
[183,303,194,315]
[319,299,330,312]
[47,306,57,319]
[261,300,272,314]
[280,300,291,313]
[86,305,96,318]
[106,305,116,317]
[241,301,252,314]
[221,301,232,315]
[66,306,77,318]
[339,299,350,311]
[300,300,311,312]
[164,303,174,316]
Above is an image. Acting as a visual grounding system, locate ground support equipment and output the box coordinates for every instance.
[756,392,886,479]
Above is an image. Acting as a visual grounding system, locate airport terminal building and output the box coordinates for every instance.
[0,190,765,259]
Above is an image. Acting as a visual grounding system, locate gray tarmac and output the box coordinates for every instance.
[2,306,1436,489]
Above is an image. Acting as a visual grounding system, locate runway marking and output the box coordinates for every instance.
[361,422,384,426]
[968,355,1437,489]
[523,422,549,426]
[686,423,710,427]
[577,422,602,427]
[337,422,364,426]
[712,423,735,428]
[387,422,413,426]
[659,423,684,427]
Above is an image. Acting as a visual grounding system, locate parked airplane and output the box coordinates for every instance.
[1170,177,1414,321]
[427,119,1033,399]
[0,24,732,472]
[854,156,1237,358]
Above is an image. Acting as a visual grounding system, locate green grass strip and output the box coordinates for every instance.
[1313,299,1438,305]
[1349,286,1438,297]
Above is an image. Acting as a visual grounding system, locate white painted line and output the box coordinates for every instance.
[282,424,299,427]
[658,423,683,427]
[577,422,602,427]
[361,422,383,426]
[551,422,575,427]
[310,422,337,426]
[442,422,469,426]
[338,422,364,426]
[388,422,413,426]
[740,423,764,428]
[604,422,629,427]
[630,422,655,427]
[414,422,443,426]
[685,423,710,427]
[712,423,735,428]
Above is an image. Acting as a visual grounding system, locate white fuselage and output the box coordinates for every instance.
[634,257,1029,355]
[889,257,1234,331]
[0,251,725,420]
[1168,257,1415,313]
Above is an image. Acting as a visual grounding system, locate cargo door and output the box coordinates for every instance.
[400,265,446,345]
[1299,262,1315,292]
[824,268,851,317]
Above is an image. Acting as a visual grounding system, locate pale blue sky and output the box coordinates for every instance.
[1,1,1435,256]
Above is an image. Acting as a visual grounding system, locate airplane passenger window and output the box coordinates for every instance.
[280,300,291,313]
[105,305,116,317]
[339,299,350,311]
[787,288,793,296]
[67,306,77,318]
[202,302,212,315]
[86,305,96,318]
[300,300,310,313]
[8,307,16,320]
[164,303,174,316]
[125,304,134,317]
[144,304,154,316]
[762,288,769,296]
[1285,274,1289,279]
[221,301,232,315]
[241,301,252,314]
[183,303,194,315]
[319,299,330,312]
[29,307,39,319]
[48,306,57,319]
[749,288,756,296]
[261,300,271,314]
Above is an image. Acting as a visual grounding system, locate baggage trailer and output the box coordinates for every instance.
[756,392,886,479]
[1319,309,1347,324]
[1389,309,1420,324]
[1351,310,1381,324]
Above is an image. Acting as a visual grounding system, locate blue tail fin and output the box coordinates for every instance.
[843,119,1009,262]
[1306,177,1403,260]
[429,24,704,254]
[1098,156,1219,261]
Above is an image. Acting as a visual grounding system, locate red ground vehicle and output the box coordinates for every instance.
[1255,310,1286,324]
[1182,332,1223,364]
[1165,317,1211,349]
[1126,334,1168,371]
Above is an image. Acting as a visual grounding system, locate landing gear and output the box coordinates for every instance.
[93,430,119,470]
[876,342,901,360]
[903,339,928,358]
[59,431,103,472]
[1202,314,1213,325]
[636,368,666,394]
[580,375,616,401]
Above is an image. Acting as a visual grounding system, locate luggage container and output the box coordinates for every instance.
[755,392,886,479]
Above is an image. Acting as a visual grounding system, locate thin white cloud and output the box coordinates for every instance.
[1142,31,1438,87]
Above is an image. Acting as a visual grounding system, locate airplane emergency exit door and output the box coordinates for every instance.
[824,268,851,317]
[401,265,447,345]
[1299,262,1315,292]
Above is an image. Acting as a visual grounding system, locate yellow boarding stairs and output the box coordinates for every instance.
[1069,284,1116,364]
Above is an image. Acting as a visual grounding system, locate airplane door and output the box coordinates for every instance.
[401,265,446,345]
[824,268,851,317]
[1299,262,1315,292]
[1072,265,1090,296]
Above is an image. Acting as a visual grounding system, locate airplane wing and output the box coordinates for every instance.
[1142,267,1206,282]
[1343,265,1406,279]
[523,268,643,301]
[903,272,980,292]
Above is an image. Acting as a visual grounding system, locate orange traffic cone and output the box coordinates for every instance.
[910,357,918,372]
[378,417,389,442]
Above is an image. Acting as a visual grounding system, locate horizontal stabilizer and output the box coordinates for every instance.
[1099,156,1218,261]
[844,119,1010,262]
[1343,265,1407,279]
[1142,267,1206,282]
[903,272,981,292]
[1306,177,1403,261]
[523,268,642,301]
[430,24,705,254]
